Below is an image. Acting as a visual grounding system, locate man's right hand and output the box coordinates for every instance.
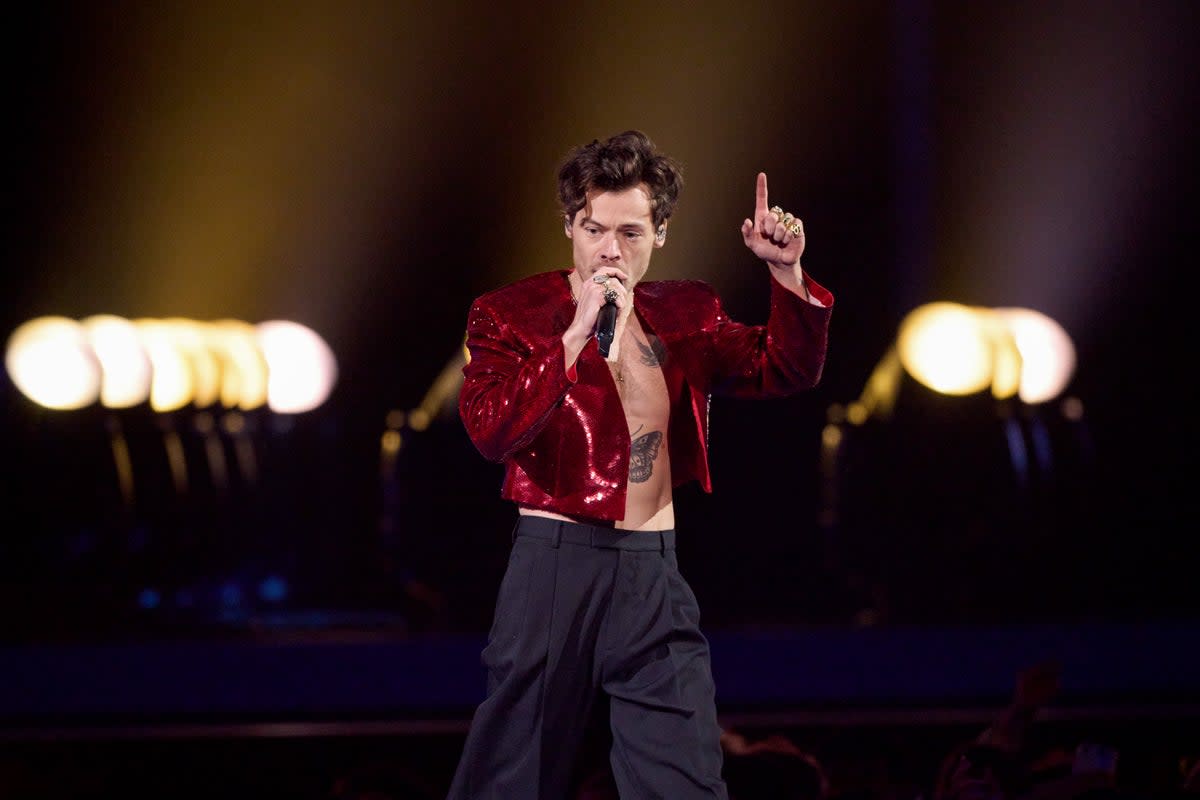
[563,267,631,366]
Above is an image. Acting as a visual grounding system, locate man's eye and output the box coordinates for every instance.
[585,227,599,235]
[624,231,641,240]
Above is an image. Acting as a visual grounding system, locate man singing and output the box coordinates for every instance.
[449,130,833,799]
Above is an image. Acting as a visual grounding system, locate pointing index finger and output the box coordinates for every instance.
[755,172,769,217]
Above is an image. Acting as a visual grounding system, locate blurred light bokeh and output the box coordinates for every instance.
[5,317,101,410]
[81,315,153,408]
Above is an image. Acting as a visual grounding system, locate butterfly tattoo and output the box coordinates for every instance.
[629,424,663,483]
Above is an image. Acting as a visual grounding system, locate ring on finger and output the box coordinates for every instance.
[780,212,795,226]
[603,288,618,303]
[592,274,609,284]
[786,221,802,236]
[769,205,784,218]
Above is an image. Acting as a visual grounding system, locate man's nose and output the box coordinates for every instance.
[599,234,621,260]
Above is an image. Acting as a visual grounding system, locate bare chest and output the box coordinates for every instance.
[607,322,671,427]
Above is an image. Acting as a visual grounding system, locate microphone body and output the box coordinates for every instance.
[595,300,618,358]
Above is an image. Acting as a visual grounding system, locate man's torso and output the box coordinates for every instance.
[522,309,680,530]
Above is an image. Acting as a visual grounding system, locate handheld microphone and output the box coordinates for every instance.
[595,299,618,358]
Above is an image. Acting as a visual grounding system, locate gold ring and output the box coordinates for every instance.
[780,212,794,226]
[769,205,784,217]
[786,222,802,236]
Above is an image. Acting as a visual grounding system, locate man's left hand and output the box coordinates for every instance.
[740,172,805,270]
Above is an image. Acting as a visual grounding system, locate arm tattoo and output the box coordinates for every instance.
[628,424,663,483]
[635,335,668,367]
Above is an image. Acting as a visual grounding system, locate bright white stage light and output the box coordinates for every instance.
[5,317,102,410]
[255,320,337,413]
[994,307,1076,404]
[81,315,152,408]
[8,315,337,415]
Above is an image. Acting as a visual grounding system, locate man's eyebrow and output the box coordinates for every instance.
[579,217,647,231]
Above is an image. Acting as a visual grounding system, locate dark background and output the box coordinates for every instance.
[1,2,1198,796]
[4,0,1197,635]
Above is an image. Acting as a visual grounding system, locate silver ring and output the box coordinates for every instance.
[603,288,618,304]
[592,274,609,284]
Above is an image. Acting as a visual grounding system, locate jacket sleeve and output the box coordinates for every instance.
[458,299,576,463]
[695,273,833,398]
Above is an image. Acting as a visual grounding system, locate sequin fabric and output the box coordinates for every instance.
[459,269,834,521]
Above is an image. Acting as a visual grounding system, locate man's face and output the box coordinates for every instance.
[565,183,665,287]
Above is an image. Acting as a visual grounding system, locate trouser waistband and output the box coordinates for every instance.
[514,515,675,552]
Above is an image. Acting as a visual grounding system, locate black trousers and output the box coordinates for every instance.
[448,516,728,799]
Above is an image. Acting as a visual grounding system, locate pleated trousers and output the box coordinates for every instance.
[448,515,728,799]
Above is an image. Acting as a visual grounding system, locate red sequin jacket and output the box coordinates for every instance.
[459,269,833,521]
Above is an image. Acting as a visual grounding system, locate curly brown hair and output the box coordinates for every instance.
[556,130,684,229]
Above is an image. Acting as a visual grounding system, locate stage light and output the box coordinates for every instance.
[856,303,1073,424]
[210,319,269,410]
[164,318,222,409]
[81,315,153,408]
[4,317,102,410]
[994,307,1076,404]
[8,315,338,415]
[983,310,1024,402]
[135,319,196,412]
[824,295,1087,625]
[255,320,338,414]
[896,302,997,397]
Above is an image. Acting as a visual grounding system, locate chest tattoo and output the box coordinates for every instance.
[635,335,668,367]
[628,424,663,483]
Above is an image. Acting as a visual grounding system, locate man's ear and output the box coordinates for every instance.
[654,222,668,248]
[564,215,573,239]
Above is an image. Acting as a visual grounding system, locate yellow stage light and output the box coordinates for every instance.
[255,320,337,414]
[8,315,339,415]
[5,317,102,410]
[210,320,269,410]
[81,315,152,408]
[896,302,995,396]
[162,318,221,409]
[135,319,195,412]
[859,301,1062,423]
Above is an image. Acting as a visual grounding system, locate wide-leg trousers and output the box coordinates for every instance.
[448,516,728,799]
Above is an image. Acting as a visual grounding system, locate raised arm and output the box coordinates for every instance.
[740,172,816,302]
[681,173,832,397]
